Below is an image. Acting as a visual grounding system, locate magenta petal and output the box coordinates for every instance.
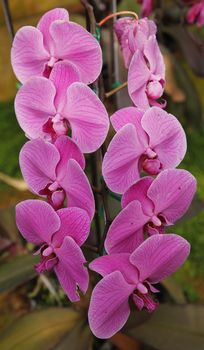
[144,35,165,78]
[141,107,187,169]
[52,207,90,247]
[49,61,80,112]
[15,77,56,139]
[16,200,60,244]
[64,82,109,153]
[55,236,89,302]
[102,124,144,194]
[11,26,49,83]
[89,254,139,285]
[105,201,149,254]
[128,50,151,109]
[147,169,197,223]
[88,271,134,339]
[122,177,154,215]
[55,135,85,177]
[37,8,69,52]
[50,21,102,84]
[130,234,190,283]
[61,159,95,220]
[110,107,147,149]
[19,139,60,194]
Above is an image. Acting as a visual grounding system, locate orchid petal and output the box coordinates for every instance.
[110,107,147,149]
[130,234,190,283]
[55,236,88,302]
[55,135,85,178]
[50,21,102,84]
[11,26,49,83]
[16,200,60,245]
[37,8,69,52]
[147,169,197,223]
[122,177,154,216]
[88,271,134,339]
[49,61,80,112]
[105,201,149,254]
[15,77,56,139]
[19,139,59,194]
[144,35,165,77]
[89,254,139,285]
[61,159,95,220]
[52,207,90,247]
[141,107,187,168]
[102,124,144,193]
[64,82,109,153]
[128,50,150,109]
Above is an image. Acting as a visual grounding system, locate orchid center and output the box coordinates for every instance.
[47,56,58,67]
[35,244,58,274]
[52,113,68,136]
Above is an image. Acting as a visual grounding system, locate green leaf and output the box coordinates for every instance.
[0,254,38,293]
[0,307,80,350]
[126,304,204,350]
[55,321,93,350]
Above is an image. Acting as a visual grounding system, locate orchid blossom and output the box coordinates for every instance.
[16,200,90,301]
[128,35,165,109]
[11,8,102,84]
[19,136,94,218]
[105,169,196,253]
[114,17,157,68]
[15,61,109,153]
[186,0,204,27]
[138,0,154,17]
[88,234,190,338]
[102,106,186,193]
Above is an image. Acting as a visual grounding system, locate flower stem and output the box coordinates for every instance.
[98,11,138,27]
[105,81,128,98]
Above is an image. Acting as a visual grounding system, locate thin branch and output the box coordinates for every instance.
[105,81,128,98]
[1,0,14,40]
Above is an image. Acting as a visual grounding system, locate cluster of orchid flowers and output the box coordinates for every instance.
[11,7,196,340]
[138,0,204,27]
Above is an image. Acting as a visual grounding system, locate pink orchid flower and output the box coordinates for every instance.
[16,200,91,301]
[138,0,154,17]
[102,106,186,194]
[19,136,94,218]
[88,234,190,338]
[114,17,157,68]
[105,169,196,254]
[186,0,204,27]
[11,8,102,84]
[128,35,165,110]
[14,61,109,153]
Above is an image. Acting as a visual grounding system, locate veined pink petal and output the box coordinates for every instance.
[55,236,89,302]
[49,61,80,112]
[37,8,69,52]
[88,271,134,339]
[110,107,146,139]
[105,201,149,254]
[144,35,165,77]
[50,21,102,84]
[54,135,85,178]
[128,50,151,109]
[61,159,95,220]
[16,200,60,244]
[11,26,49,83]
[89,254,139,285]
[122,177,154,216]
[102,124,144,193]
[141,107,187,169]
[130,234,190,283]
[19,139,60,194]
[52,207,90,247]
[64,82,109,153]
[14,77,56,139]
[147,169,197,223]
